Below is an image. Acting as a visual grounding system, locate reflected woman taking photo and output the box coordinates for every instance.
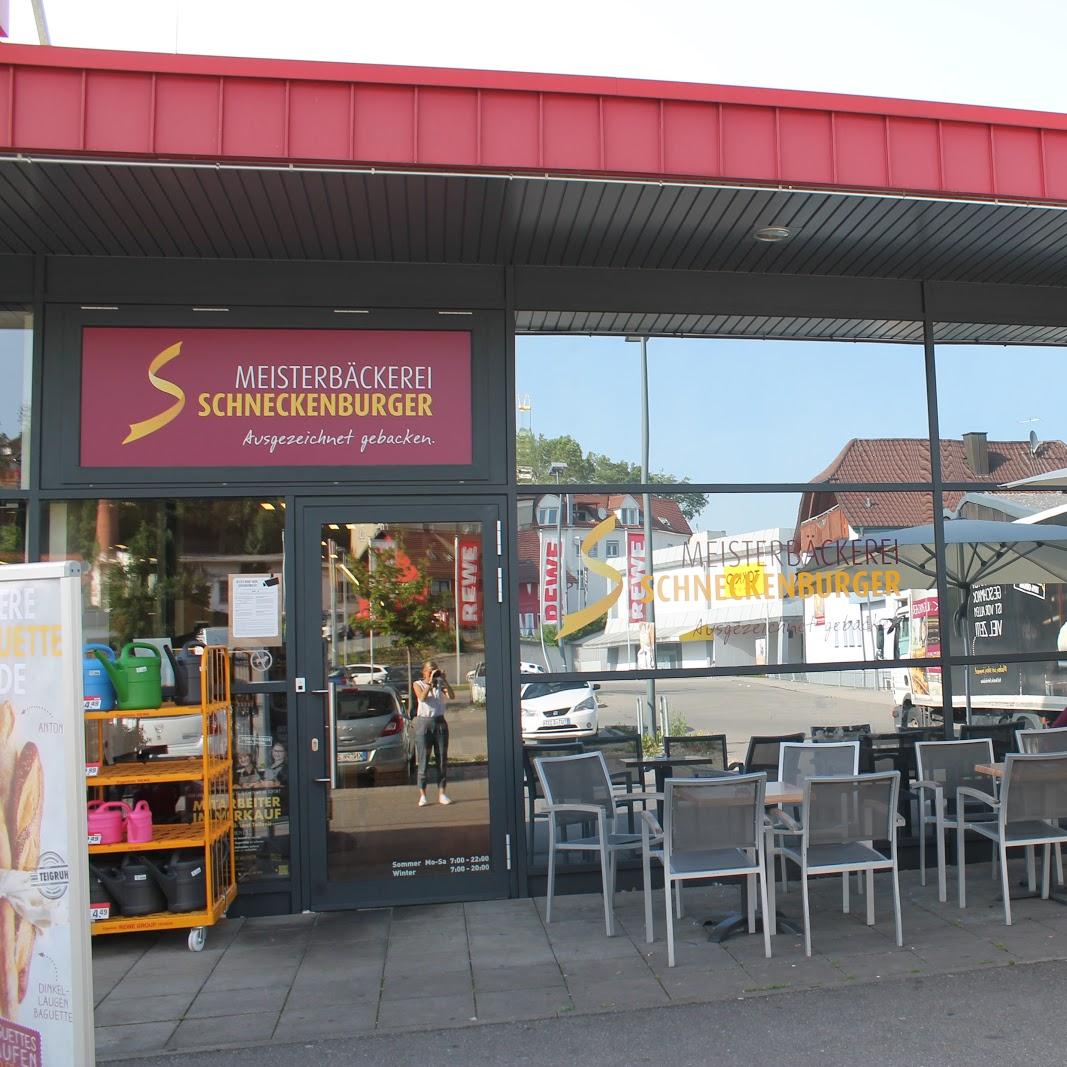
[412,659,454,807]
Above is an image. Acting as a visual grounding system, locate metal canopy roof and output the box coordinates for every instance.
[4,47,1067,344]
[4,162,1067,289]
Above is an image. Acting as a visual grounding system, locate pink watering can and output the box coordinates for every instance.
[87,801,130,845]
[125,801,154,844]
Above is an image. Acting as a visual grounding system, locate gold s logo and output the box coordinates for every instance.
[123,342,185,444]
[558,516,625,639]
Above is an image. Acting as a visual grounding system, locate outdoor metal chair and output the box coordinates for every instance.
[639,773,771,965]
[777,771,903,956]
[914,739,996,903]
[1012,728,1067,887]
[960,723,1017,763]
[774,741,860,898]
[582,732,648,830]
[728,732,804,781]
[958,752,1067,924]
[662,734,728,770]
[534,751,660,936]
[522,741,584,864]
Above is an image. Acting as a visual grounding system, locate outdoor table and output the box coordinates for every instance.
[622,754,733,797]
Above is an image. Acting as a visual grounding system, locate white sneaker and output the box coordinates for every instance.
[438,793,452,805]
[418,795,429,807]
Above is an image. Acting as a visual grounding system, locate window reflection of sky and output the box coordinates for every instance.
[0,326,31,440]
[517,335,1067,534]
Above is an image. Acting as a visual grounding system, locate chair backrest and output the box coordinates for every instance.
[662,734,727,768]
[581,733,641,777]
[959,723,1016,762]
[533,751,614,816]
[743,733,805,780]
[1001,753,1067,827]
[664,773,766,861]
[779,741,859,783]
[524,742,584,795]
[1016,726,1067,755]
[915,738,994,798]
[803,771,900,852]
[811,724,872,740]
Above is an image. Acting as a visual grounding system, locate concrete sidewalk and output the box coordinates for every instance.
[92,860,1067,1062]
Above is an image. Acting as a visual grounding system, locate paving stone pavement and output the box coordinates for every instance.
[92,859,1067,1061]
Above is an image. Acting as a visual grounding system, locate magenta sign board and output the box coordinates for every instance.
[80,327,472,468]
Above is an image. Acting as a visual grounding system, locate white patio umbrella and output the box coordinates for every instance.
[799,519,1067,720]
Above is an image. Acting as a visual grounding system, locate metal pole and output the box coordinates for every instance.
[556,475,566,673]
[328,542,337,670]
[30,0,50,45]
[641,337,656,733]
[368,545,375,667]
[453,534,462,687]
[341,546,348,664]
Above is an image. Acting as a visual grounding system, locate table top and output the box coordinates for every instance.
[976,763,1002,778]
[766,781,803,806]
[622,754,725,767]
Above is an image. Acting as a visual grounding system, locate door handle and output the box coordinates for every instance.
[314,777,331,784]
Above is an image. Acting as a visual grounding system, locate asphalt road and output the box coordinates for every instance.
[113,956,1065,1066]
[595,675,897,760]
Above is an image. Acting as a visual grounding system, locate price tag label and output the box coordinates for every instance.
[87,834,102,846]
[85,763,100,778]
[89,905,110,922]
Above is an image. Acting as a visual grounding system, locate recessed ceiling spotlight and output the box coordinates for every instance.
[754,225,793,242]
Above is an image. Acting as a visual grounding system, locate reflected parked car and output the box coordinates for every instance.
[520,681,600,741]
[334,683,414,781]
[470,662,487,703]
[340,662,389,685]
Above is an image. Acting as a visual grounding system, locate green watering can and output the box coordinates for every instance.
[94,642,163,711]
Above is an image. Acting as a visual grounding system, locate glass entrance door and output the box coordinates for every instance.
[298,502,509,909]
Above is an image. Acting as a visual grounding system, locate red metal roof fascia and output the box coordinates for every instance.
[3,44,1067,205]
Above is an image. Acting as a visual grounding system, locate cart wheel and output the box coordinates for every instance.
[188,927,206,952]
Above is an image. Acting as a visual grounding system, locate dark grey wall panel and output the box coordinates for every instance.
[43,257,507,309]
[0,255,35,302]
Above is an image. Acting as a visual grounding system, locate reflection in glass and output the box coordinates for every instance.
[44,498,287,680]
[517,492,936,677]
[318,522,492,885]
[0,309,32,490]
[0,501,25,564]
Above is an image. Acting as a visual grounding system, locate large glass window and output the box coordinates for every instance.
[47,497,289,887]
[0,309,32,490]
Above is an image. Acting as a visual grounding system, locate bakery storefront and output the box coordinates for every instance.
[5,44,1067,917]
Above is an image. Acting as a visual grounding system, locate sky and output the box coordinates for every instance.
[4,1,1067,532]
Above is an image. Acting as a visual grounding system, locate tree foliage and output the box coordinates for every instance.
[516,429,708,522]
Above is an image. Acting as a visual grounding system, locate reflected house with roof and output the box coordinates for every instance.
[796,432,1067,676]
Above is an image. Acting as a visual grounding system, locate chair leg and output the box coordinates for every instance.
[747,869,757,934]
[665,874,676,967]
[780,851,789,894]
[891,862,903,947]
[957,824,967,909]
[1042,844,1052,901]
[842,872,849,914]
[935,807,947,904]
[1000,842,1013,926]
[919,813,927,887]
[801,868,812,958]
[1057,843,1065,887]
[866,869,875,927]
[545,821,557,924]
[642,843,654,945]
[600,845,614,937]
[675,880,684,920]
[765,826,779,936]
[758,867,772,959]
[1026,846,1037,893]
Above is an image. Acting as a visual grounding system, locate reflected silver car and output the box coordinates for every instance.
[334,684,414,780]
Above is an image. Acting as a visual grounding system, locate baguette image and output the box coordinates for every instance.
[10,744,42,874]
[0,900,17,1019]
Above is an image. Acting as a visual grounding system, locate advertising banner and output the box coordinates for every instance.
[541,535,560,626]
[456,537,482,628]
[626,532,646,624]
[0,563,94,1067]
[80,328,472,468]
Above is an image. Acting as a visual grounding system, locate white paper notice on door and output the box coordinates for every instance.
[229,574,283,647]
